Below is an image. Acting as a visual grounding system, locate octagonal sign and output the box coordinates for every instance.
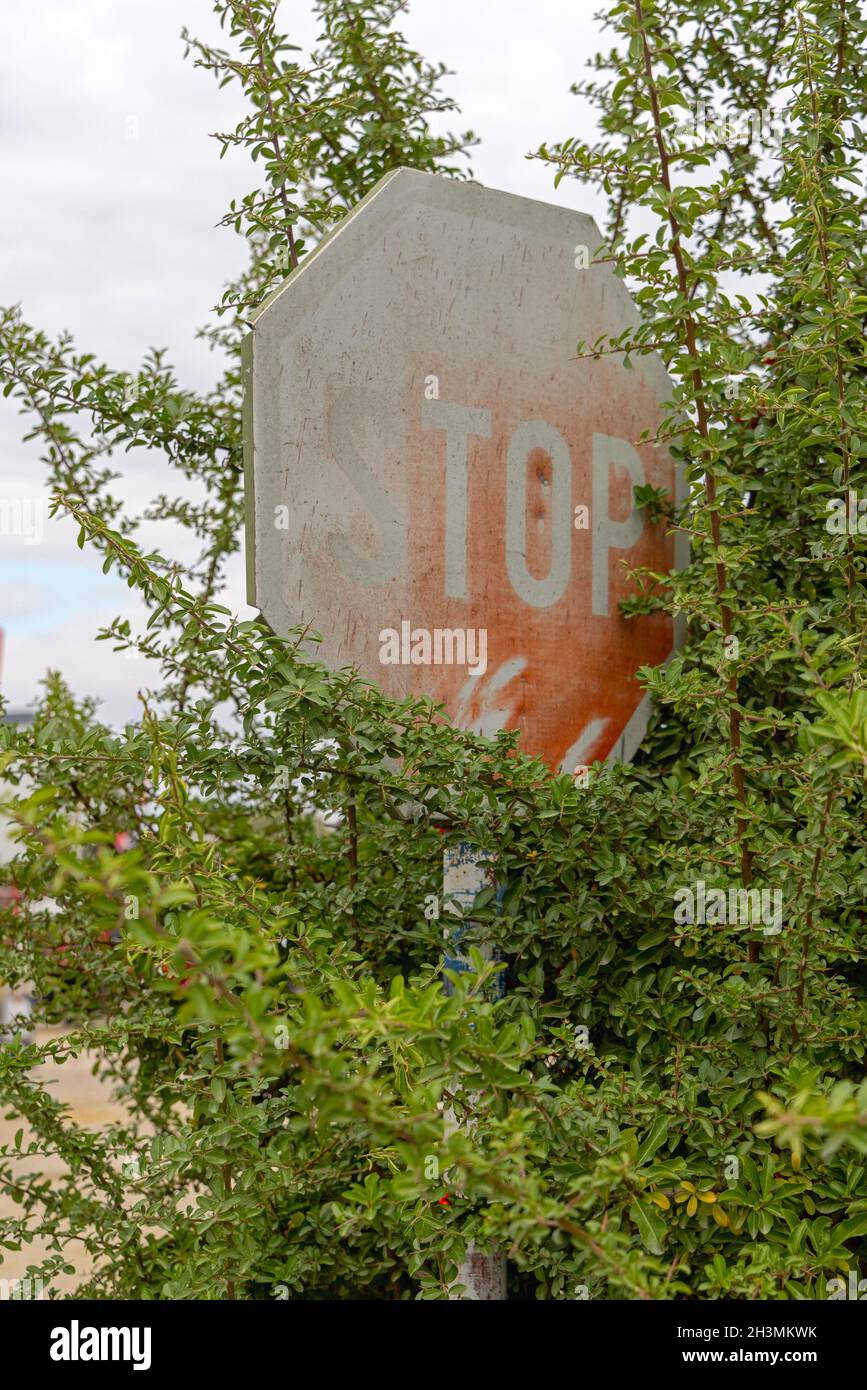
[244,168,685,773]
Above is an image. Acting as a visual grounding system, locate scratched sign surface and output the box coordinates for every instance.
[244,168,685,772]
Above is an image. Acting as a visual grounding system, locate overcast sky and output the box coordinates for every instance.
[0,0,608,726]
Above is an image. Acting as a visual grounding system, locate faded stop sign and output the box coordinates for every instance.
[244,168,685,773]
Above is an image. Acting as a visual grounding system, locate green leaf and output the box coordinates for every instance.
[632,1198,665,1255]
[636,1115,670,1167]
[836,1213,867,1243]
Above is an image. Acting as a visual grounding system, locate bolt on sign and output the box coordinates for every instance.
[244,168,686,772]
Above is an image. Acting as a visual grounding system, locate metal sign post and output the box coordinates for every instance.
[442,842,506,1299]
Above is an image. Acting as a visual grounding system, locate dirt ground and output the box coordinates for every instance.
[0,1023,129,1298]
